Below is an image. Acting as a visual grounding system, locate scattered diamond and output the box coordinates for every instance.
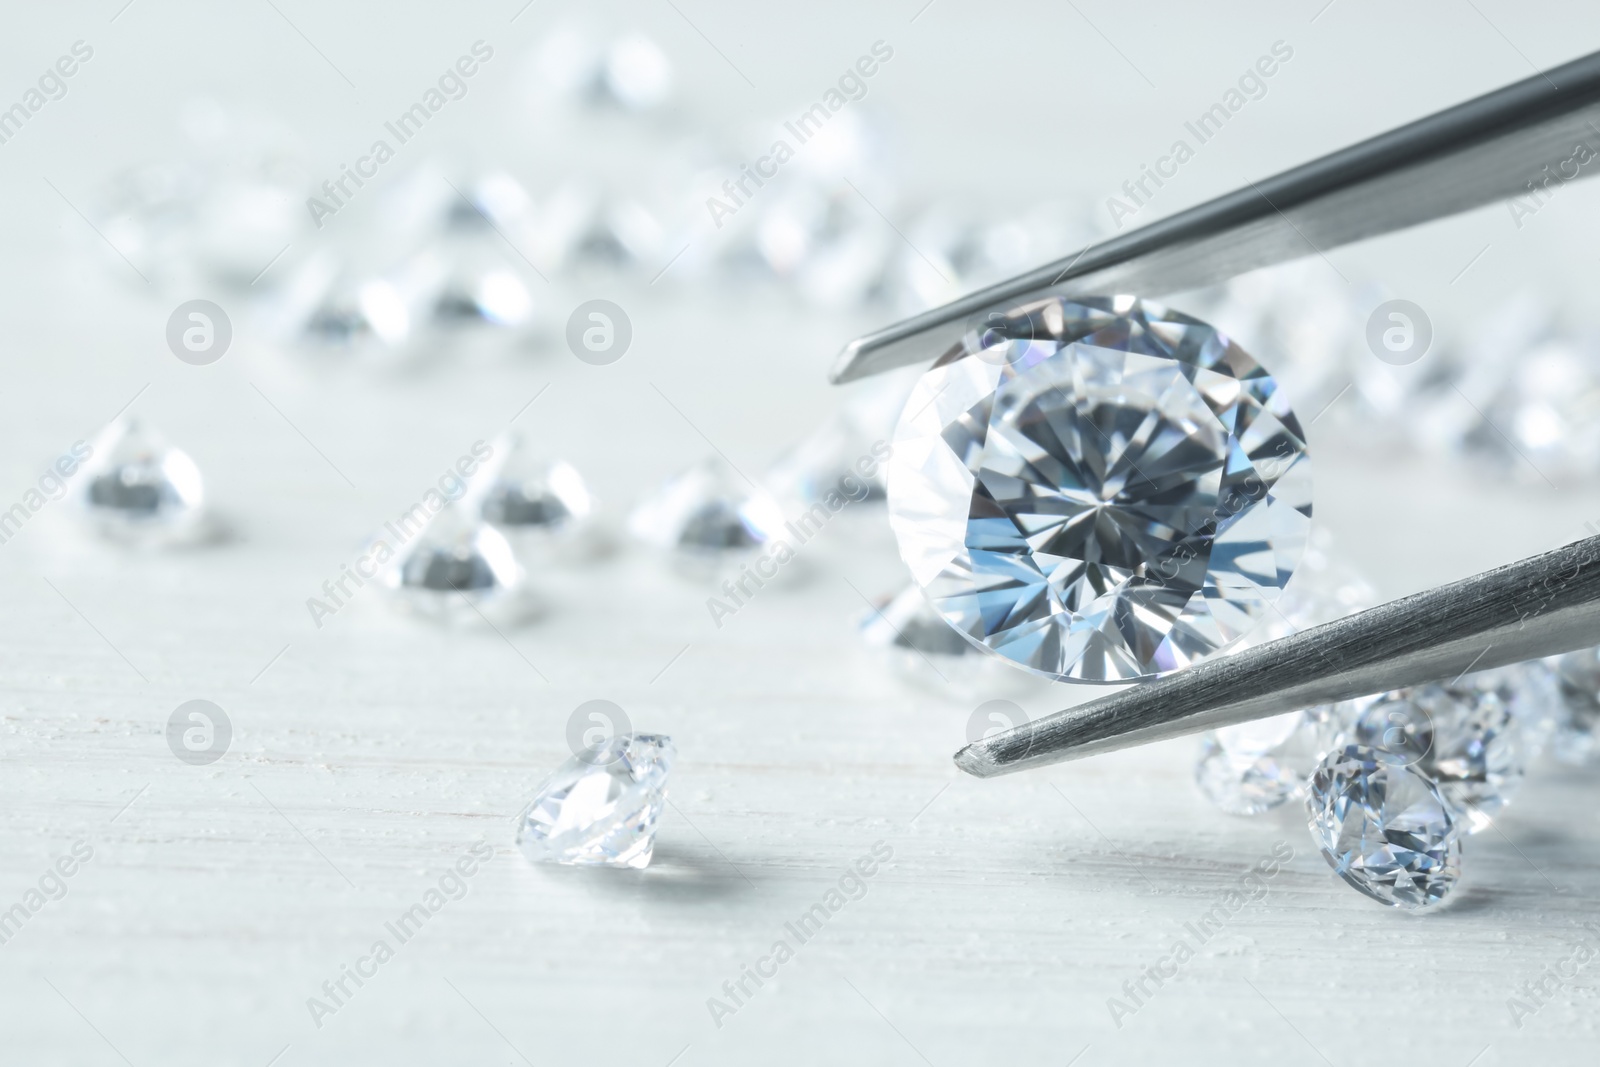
[627,460,785,572]
[377,507,528,624]
[77,419,208,547]
[857,582,1024,694]
[479,442,600,561]
[888,295,1312,682]
[1308,744,1462,910]
[517,734,673,868]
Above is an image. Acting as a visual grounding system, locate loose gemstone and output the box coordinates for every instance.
[627,460,785,570]
[78,419,207,546]
[887,295,1312,682]
[517,734,673,869]
[377,507,527,624]
[1349,683,1524,833]
[478,441,599,561]
[1196,724,1307,816]
[764,413,888,511]
[1307,744,1461,910]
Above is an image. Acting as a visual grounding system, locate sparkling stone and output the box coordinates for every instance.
[887,295,1312,682]
[377,508,527,624]
[1307,744,1462,910]
[517,734,673,868]
[78,419,207,546]
[1471,339,1600,483]
[478,440,599,561]
[1349,683,1524,833]
[430,255,535,329]
[1196,726,1306,816]
[627,460,785,570]
[1549,647,1600,764]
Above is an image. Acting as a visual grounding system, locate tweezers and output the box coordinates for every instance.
[828,49,1600,775]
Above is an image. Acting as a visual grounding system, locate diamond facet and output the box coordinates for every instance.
[1308,744,1461,910]
[887,295,1312,682]
[517,734,673,869]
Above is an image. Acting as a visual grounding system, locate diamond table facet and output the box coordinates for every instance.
[887,295,1312,682]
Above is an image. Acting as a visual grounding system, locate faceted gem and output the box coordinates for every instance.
[765,414,888,511]
[887,295,1312,682]
[1195,704,1350,816]
[1549,648,1600,764]
[479,443,600,562]
[377,507,527,624]
[1307,744,1461,910]
[78,419,207,546]
[627,460,785,565]
[517,734,673,868]
[1349,683,1524,833]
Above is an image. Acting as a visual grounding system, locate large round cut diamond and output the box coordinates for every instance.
[886,295,1312,682]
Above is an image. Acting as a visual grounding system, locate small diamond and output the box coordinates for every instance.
[517,734,673,868]
[78,419,208,546]
[430,255,534,329]
[1549,648,1600,764]
[1349,683,1524,833]
[627,460,785,570]
[1196,706,1347,816]
[764,414,888,511]
[377,508,527,624]
[888,295,1312,682]
[1308,744,1462,910]
[479,442,600,561]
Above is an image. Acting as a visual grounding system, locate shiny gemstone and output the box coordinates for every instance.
[377,508,527,624]
[517,734,673,868]
[764,414,888,511]
[1349,683,1524,833]
[887,295,1312,682]
[479,443,599,560]
[1196,713,1318,812]
[627,460,785,567]
[1307,744,1461,910]
[78,419,207,546]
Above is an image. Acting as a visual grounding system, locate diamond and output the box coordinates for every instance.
[376,507,527,624]
[1549,648,1600,764]
[1195,708,1323,815]
[517,734,673,868]
[887,295,1312,682]
[78,419,208,546]
[1349,683,1525,833]
[1308,744,1461,910]
[478,440,599,561]
[627,460,785,572]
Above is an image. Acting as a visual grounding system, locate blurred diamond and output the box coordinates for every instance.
[603,35,673,110]
[378,508,527,624]
[517,734,673,868]
[1308,744,1462,910]
[628,460,784,568]
[856,582,1023,694]
[480,443,599,560]
[888,295,1312,682]
[78,419,207,547]
[765,415,888,512]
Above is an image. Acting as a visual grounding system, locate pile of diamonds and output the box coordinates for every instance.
[1195,540,1599,910]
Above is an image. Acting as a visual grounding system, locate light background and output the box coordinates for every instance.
[1,1,1598,1064]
